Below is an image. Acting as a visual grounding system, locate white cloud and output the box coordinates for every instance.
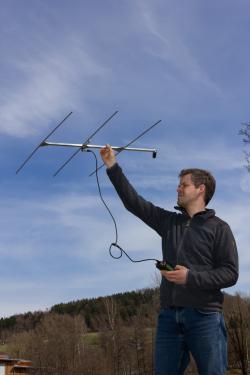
[0,36,109,138]
[0,188,161,316]
[118,137,244,195]
[138,0,222,95]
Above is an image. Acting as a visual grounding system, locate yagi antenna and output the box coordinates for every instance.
[16,110,161,176]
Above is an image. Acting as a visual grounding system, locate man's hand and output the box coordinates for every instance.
[161,265,189,285]
[100,144,116,169]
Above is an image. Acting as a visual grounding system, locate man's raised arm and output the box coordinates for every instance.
[100,145,173,236]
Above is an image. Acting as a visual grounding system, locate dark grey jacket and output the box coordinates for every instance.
[107,163,239,311]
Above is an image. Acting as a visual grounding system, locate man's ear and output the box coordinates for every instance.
[199,184,206,194]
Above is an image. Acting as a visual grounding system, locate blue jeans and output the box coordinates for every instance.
[154,307,227,375]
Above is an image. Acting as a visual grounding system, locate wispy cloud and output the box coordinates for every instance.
[120,136,244,193]
[0,188,161,315]
[0,35,108,138]
[138,1,222,95]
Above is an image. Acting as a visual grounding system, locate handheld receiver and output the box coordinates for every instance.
[156,260,174,271]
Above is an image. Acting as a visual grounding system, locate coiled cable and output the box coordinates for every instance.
[87,149,159,264]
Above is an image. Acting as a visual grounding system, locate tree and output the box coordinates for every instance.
[9,313,87,375]
[225,293,250,375]
[239,122,250,172]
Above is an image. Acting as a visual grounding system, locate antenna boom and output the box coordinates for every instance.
[42,141,157,155]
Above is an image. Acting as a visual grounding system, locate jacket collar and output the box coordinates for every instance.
[174,205,215,220]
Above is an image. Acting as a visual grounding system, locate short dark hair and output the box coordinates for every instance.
[179,168,216,205]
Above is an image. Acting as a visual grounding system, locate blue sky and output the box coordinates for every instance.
[0,0,250,317]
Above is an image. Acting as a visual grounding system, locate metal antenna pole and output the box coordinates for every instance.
[53,110,118,177]
[16,111,73,174]
[41,142,157,155]
[89,119,162,177]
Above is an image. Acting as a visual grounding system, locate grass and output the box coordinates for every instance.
[83,332,101,346]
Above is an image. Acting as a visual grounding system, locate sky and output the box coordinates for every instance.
[0,0,250,318]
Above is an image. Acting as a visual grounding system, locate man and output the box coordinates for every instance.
[100,144,238,375]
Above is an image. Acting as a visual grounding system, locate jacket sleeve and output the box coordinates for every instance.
[106,163,174,236]
[187,223,239,290]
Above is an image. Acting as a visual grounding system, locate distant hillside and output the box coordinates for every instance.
[0,287,159,338]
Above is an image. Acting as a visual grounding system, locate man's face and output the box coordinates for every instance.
[177,173,204,208]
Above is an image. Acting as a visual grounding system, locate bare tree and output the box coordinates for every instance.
[103,296,118,333]
[239,122,250,172]
[131,316,151,375]
[8,313,87,375]
[226,293,250,375]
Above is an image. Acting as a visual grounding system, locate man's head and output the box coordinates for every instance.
[177,168,216,208]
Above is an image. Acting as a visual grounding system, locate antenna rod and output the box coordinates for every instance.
[16,111,73,174]
[89,119,162,177]
[42,141,157,155]
[53,110,118,177]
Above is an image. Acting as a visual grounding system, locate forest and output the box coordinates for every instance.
[0,287,249,374]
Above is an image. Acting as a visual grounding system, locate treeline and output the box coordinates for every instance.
[8,310,156,375]
[1,288,160,375]
[1,289,250,374]
[0,288,159,338]
[51,287,160,330]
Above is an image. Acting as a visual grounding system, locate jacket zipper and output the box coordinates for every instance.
[172,219,191,305]
[176,219,191,263]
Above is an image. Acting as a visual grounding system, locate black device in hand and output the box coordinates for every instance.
[156,260,174,271]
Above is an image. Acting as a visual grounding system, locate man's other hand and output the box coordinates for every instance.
[161,265,189,285]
